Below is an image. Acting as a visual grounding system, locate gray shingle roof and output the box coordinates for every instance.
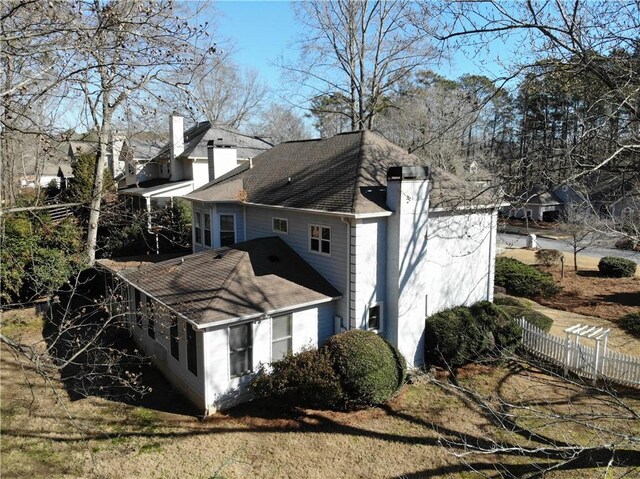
[186,130,498,214]
[119,237,341,326]
[154,122,272,162]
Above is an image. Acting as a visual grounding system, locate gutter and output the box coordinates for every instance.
[341,216,353,330]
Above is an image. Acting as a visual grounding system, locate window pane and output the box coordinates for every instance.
[321,240,330,254]
[368,305,380,330]
[230,350,249,377]
[187,325,197,375]
[280,220,288,233]
[272,314,292,339]
[220,231,235,247]
[310,238,319,251]
[229,323,250,350]
[170,316,179,360]
[220,215,234,231]
[321,227,330,240]
[272,338,292,361]
[204,214,211,229]
[310,225,319,238]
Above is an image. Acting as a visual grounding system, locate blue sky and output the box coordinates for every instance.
[214,1,513,90]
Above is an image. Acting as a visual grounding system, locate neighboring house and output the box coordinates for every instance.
[503,187,563,222]
[117,137,164,188]
[117,115,272,212]
[101,130,500,414]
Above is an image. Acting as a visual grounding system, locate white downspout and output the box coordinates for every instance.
[341,216,352,330]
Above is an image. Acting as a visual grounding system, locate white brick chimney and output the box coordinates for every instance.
[169,114,184,180]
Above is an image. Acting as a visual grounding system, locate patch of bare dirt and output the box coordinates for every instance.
[500,249,640,321]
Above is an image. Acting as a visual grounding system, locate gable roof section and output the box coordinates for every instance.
[153,122,272,162]
[186,130,497,214]
[119,237,341,327]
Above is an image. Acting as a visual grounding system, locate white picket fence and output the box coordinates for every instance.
[517,318,640,388]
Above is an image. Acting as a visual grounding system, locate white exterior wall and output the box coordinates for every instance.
[245,206,349,323]
[203,301,336,412]
[127,288,206,410]
[351,218,387,331]
[191,160,210,189]
[423,210,496,316]
[386,178,431,367]
[208,148,239,181]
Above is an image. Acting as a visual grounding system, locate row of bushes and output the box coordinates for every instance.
[424,301,523,368]
[619,312,640,339]
[424,298,555,368]
[251,329,406,411]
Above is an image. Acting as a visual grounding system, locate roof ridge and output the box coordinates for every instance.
[349,130,367,215]
[197,249,247,323]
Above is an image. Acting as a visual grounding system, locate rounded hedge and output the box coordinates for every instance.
[495,257,560,298]
[535,249,563,266]
[618,312,640,339]
[598,256,637,278]
[493,294,528,308]
[250,349,344,409]
[424,306,489,367]
[499,305,553,332]
[322,329,406,408]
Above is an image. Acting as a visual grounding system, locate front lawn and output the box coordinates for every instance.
[2,309,639,478]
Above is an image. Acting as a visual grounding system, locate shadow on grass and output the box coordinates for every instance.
[41,268,198,417]
[595,291,640,307]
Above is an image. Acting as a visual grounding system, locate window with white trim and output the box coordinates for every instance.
[368,304,382,331]
[272,314,292,360]
[187,325,197,376]
[220,214,235,246]
[309,224,331,255]
[272,217,288,234]
[229,323,252,378]
[203,213,212,247]
[194,211,202,245]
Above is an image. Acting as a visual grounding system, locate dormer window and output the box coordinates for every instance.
[309,224,330,255]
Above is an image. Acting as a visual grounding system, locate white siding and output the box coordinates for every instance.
[191,160,209,189]
[203,301,337,412]
[128,291,206,410]
[351,218,387,331]
[245,206,348,322]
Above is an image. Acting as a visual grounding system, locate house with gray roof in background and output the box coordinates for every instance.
[117,115,272,212]
[100,130,500,414]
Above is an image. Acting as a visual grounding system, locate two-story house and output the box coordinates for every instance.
[117,115,272,213]
[102,130,500,414]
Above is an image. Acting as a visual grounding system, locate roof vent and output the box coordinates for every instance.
[286,177,291,184]
[268,255,280,263]
[387,166,430,181]
[214,253,226,260]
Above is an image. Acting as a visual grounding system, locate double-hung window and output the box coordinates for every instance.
[272,314,292,360]
[187,325,197,375]
[229,323,252,378]
[194,212,202,245]
[203,213,212,247]
[220,214,235,246]
[134,289,142,328]
[146,296,155,339]
[272,217,288,234]
[170,315,179,360]
[367,304,382,331]
[309,225,331,255]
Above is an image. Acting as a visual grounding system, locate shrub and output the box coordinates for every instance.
[250,349,344,409]
[499,306,553,332]
[615,237,640,252]
[322,330,406,408]
[470,301,522,354]
[493,294,529,308]
[535,249,563,266]
[495,257,560,298]
[425,306,489,367]
[618,312,640,339]
[598,256,637,278]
